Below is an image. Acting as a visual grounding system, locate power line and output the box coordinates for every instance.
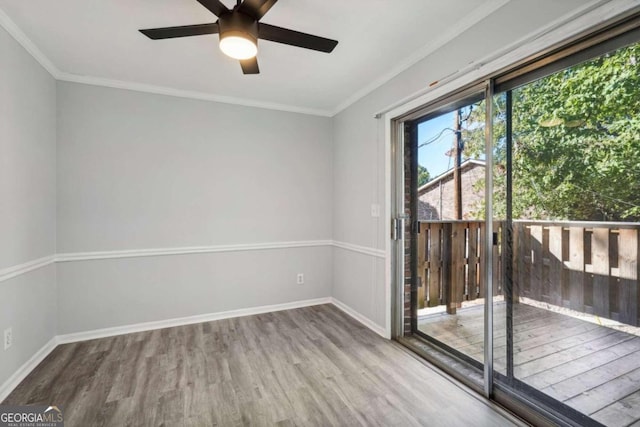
[418,127,457,148]
[461,105,474,122]
[419,106,479,150]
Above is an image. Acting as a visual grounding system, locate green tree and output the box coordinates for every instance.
[463,42,640,221]
[418,165,431,187]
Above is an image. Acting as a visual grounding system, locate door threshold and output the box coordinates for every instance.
[397,335,484,394]
[394,336,528,426]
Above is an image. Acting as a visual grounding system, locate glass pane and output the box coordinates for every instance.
[498,40,640,426]
[414,99,488,365]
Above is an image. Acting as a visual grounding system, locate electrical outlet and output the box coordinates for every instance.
[4,327,12,350]
[296,273,304,285]
[371,204,380,218]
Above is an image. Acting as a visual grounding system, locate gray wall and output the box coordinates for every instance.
[57,247,331,333]
[0,26,57,388]
[0,0,615,392]
[331,0,589,330]
[56,83,334,333]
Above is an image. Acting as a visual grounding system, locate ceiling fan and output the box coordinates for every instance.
[139,0,339,75]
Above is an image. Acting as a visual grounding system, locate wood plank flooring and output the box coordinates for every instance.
[2,304,518,427]
[418,303,640,427]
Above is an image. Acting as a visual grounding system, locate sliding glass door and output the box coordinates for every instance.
[398,18,640,426]
[411,93,489,369]
[493,36,640,426]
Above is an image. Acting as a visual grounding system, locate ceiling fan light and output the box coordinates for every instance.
[219,35,257,60]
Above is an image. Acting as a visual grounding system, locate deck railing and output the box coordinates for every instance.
[418,220,640,326]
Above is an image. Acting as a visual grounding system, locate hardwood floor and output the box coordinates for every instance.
[2,304,518,426]
[419,302,640,427]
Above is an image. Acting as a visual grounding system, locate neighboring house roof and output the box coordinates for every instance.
[418,159,486,195]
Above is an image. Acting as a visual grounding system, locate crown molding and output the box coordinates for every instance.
[56,72,334,117]
[4,1,624,118]
[0,6,333,117]
[342,0,637,118]
[0,7,60,78]
[329,0,511,116]
[375,0,614,119]
[0,1,511,118]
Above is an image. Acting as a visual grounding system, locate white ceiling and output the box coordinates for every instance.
[0,0,509,115]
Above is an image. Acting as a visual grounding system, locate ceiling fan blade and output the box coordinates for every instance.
[196,0,230,17]
[258,24,338,53]
[240,57,260,74]
[237,0,278,20]
[140,23,219,40]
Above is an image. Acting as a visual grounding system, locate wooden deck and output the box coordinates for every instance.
[418,303,640,427]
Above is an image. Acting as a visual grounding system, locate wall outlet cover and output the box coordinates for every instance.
[296,273,304,285]
[4,327,12,350]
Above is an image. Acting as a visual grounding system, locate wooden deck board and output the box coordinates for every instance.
[418,302,640,426]
[418,304,557,361]
[591,389,640,427]
[530,341,640,392]
[514,331,634,378]
[541,346,640,401]
[564,366,640,417]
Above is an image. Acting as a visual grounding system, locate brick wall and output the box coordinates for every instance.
[418,161,485,220]
[404,127,416,335]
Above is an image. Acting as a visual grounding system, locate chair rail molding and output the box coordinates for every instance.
[1,240,389,283]
[56,240,334,262]
[332,241,386,259]
[0,256,56,283]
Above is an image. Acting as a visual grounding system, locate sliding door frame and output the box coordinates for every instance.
[390,82,493,385]
[387,7,640,426]
[390,119,406,339]
[483,79,494,398]
[491,14,640,427]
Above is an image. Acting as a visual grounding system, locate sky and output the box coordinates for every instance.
[417,111,457,179]
[418,103,487,181]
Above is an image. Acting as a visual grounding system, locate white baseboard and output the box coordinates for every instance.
[0,337,58,403]
[330,297,390,339]
[2,296,388,402]
[56,297,390,344]
[57,297,333,344]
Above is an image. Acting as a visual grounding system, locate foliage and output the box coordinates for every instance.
[418,164,431,187]
[462,42,640,221]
